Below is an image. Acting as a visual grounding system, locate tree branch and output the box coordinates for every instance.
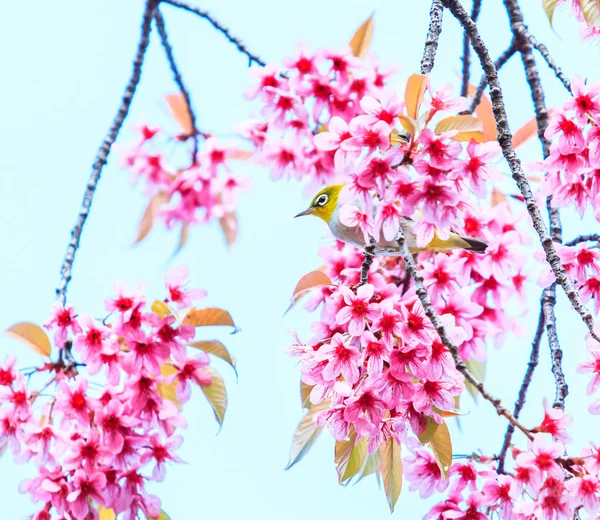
[542,283,568,408]
[162,0,267,67]
[497,303,544,473]
[468,41,516,113]
[359,244,376,287]
[421,0,445,75]
[441,0,600,345]
[55,0,157,306]
[154,8,200,162]
[395,232,533,440]
[530,36,572,94]
[565,234,600,247]
[460,0,482,98]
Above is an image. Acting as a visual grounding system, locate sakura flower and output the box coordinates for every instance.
[404,441,449,498]
[515,434,564,479]
[43,303,81,347]
[66,468,107,518]
[335,284,380,336]
[317,333,361,384]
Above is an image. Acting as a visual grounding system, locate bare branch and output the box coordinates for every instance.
[460,0,482,98]
[395,232,533,440]
[468,41,516,113]
[154,8,200,162]
[162,0,267,67]
[55,0,157,306]
[530,36,572,94]
[441,0,600,344]
[359,243,376,287]
[566,234,600,247]
[497,304,544,473]
[542,283,568,408]
[421,0,445,75]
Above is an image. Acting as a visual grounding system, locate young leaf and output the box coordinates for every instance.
[174,221,190,255]
[301,381,313,408]
[434,115,484,142]
[134,192,168,244]
[166,93,195,137]
[286,270,333,314]
[98,507,116,520]
[286,400,330,469]
[357,449,380,482]
[491,188,508,207]
[149,511,171,520]
[201,367,227,426]
[334,428,358,484]
[380,437,403,513]
[580,0,600,27]
[189,340,236,375]
[157,364,181,409]
[341,436,368,483]
[404,74,429,119]
[397,115,416,135]
[465,358,485,399]
[430,421,452,479]
[183,308,236,329]
[151,300,172,319]
[417,416,441,444]
[512,116,538,149]
[348,14,374,59]
[219,211,238,248]
[468,83,497,142]
[5,322,51,357]
[543,0,559,25]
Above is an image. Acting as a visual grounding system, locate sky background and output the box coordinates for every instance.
[1,1,600,519]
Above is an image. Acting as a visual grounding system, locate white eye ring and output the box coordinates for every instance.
[316,194,328,206]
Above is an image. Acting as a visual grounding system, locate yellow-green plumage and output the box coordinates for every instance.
[295,185,488,255]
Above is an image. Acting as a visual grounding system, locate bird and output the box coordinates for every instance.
[294,184,488,255]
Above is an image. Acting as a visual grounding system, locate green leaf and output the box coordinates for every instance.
[465,358,485,400]
[417,416,441,444]
[380,437,403,513]
[357,449,380,482]
[149,510,171,520]
[189,340,236,376]
[157,364,181,409]
[334,428,358,484]
[430,421,452,480]
[201,367,227,426]
[341,436,368,483]
[286,401,330,469]
[5,322,51,357]
[151,300,172,318]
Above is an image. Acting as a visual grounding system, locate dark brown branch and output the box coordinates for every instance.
[154,8,200,162]
[497,304,544,473]
[395,233,533,440]
[359,244,376,286]
[162,0,267,67]
[55,0,157,306]
[530,36,572,94]
[566,234,600,247]
[441,0,600,345]
[421,0,445,75]
[543,283,568,408]
[468,41,516,113]
[460,0,482,98]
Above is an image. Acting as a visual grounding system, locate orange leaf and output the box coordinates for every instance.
[174,222,190,255]
[157,364,180,409]
[229,149,253,161]
[5,322,51,356]
[397,115,415,135]
[285,270,333,314]
[348,14,374,59]
[151,300,172,318]
[434,115,484,142]
[468,83,497,142]
[219,212,238,248]
[512,108,555,149]
[183,308,236,329]
[165,93,195,136]
[581,0,600,27]
[404,74,429,120]
[491,188,508,207]
[134,192,168,244]
[542,0,559,25]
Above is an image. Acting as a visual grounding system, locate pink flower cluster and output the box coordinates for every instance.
[2,267,215,519]
[537,76,600,219]
[240,44,395,192]
[123,124,247,232]
[556,0,600,40]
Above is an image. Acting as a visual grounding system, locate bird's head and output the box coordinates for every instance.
[294,184,344,224]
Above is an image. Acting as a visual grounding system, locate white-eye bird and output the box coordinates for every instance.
[295,184,487,255]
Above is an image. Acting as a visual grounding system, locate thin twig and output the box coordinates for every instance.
[359,244,376,287]
[162,0,267,67]
[395,232,533,440]
[421,0,445,75]
[530,36,572,94]
[497,304,544,473]
[55,0,157,306]
[468,41,516,113]
[566,234,600,247]
[460,0,482,98]
[543,283,568,408]
[154,8,200,162]
[441,0,600,345]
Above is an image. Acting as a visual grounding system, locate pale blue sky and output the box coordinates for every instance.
[0,1,599,519]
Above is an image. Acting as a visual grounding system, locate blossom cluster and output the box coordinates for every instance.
[123,122,247,236]
[556,0,600,40]
[2,267,216,519]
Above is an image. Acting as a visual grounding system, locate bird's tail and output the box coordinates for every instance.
[459,235,488,254]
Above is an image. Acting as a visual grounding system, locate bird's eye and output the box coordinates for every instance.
[316,194,328,206]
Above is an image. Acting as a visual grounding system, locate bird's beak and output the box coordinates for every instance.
[294,207,314,218]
